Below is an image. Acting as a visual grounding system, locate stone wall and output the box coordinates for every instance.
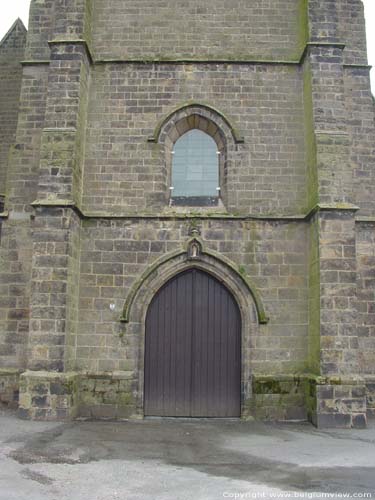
[77,371,138,419]
[0,20,26,198]
[0,368,21,408]
[18,370,78,420]
[366,377,375,419]
[0,62,50,369]
[250,375,306,421]
[1,0,374,428]
[338,0,368,66]
[15,370,375,424]
[314,377,367,429]
[75,218,309,376]
[91,0,306,61]
[24,0,55,61]
[344,66,375,217]
[28,207,81,372]
[83,64,307,215]
[356,223,375,375]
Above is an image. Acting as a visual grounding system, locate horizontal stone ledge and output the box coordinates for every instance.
[91,42,348,67]
[81,371,134,380]
[29,202,308,221]
[19,370,134,380]
[31,199,75,207]
[306,42,346,49]
[21,60,50,66]
[307,374,366,386]
[0,368,22,375]
[26,201,365,222]
[20,370,78,380]
[356,217,375,224]
[315,203,360,212]
[95,58,301,66]
[42,127,77,133]
[18,57,307,67]
[20,42,357,70]
[343,64,372,70]
[314,130,349,136]
[253,373,366,386]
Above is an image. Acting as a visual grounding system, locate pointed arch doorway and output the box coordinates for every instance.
[144,268,241,417]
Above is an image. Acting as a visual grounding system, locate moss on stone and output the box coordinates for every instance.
[303,61,318,211]
[307,217,321,375]
[298,0,309,52]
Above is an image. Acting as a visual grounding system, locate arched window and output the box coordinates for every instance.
[171,129,219,206]
[150,104,242,208]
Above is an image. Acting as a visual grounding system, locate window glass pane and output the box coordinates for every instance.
[172,129,219,197]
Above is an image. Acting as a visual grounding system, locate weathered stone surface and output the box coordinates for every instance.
[91,0,305,61]
[0,1,374,427]
[0,20,26,197]
[0,368,21,408]
[18,370,78,420]
[365,377,375,419]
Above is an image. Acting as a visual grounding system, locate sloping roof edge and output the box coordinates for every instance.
[0,18,27,48]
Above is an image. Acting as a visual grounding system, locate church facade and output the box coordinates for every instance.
[0,0,374,427]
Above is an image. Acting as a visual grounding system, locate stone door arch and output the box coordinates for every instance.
[120,246,268,417]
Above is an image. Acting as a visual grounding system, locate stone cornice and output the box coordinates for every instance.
[29,201,367,223]
[343,63,372,70]
[19,40,368,68]
[356,216,375,224]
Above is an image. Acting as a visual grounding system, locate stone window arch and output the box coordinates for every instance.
[150,104,243,208]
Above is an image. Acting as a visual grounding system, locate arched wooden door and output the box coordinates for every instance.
[144,269,241,417]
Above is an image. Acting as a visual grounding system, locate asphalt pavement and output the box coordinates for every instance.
[0,410,374,500]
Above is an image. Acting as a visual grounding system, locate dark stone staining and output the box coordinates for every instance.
[50,382,70,395]
[31,396,48,408]
[171,196,219,207]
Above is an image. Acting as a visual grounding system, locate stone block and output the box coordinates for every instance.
[0,369,21,409]
[316,413,352,429]
[18,371,78,420]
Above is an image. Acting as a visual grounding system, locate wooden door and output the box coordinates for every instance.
[144,269,241,417]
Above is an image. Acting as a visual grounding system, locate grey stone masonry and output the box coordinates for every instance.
[0,20,26,201]
[356,223,375,376]
[37,42,91,203]
[304,0,370,428]
[24,0,55,61]
[318,211,358,376]
[83,63,307,216]
[91,0,305,61]
[28,206,80,372]
[305,44,352,206]
[36,0,91,205]
[0,0,374,427]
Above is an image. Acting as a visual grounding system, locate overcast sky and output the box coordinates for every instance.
[0,0,375,93]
